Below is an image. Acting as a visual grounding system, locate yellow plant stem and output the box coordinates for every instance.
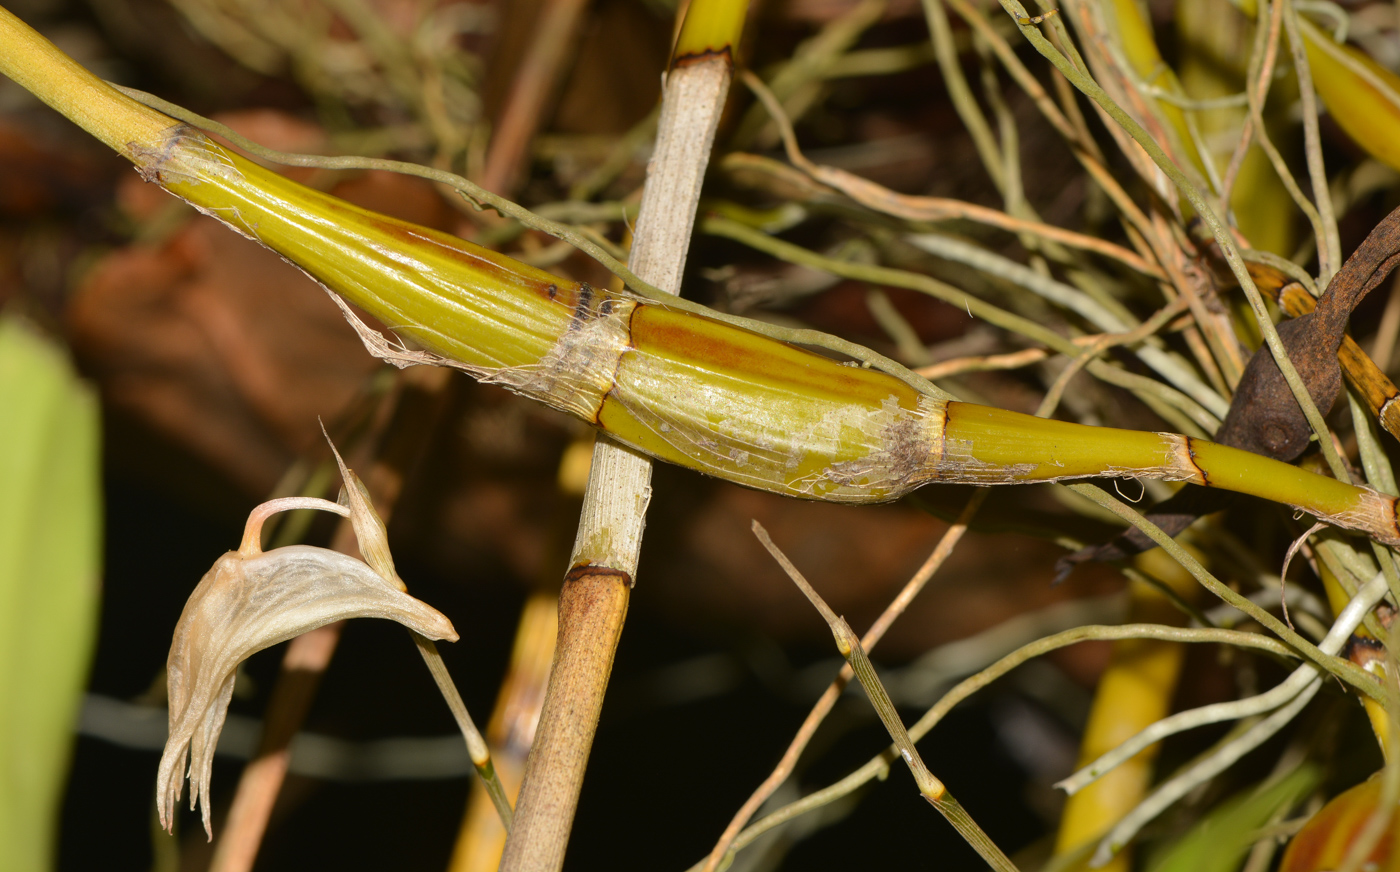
[1107,0,1203,179]
[1055,545,1203,871]
[4,8,1400,547]
[0,9,168,156]
[673,0,747,60]
[1299,16,1400,174]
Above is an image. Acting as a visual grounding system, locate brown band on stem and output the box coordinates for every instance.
[1183,436,1210,487]
[673,46,734,69]
[566,283,596,332]
[563,562,634,588]
[938,400,954,453]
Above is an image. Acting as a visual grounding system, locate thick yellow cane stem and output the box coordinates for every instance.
[4,7,1399,548]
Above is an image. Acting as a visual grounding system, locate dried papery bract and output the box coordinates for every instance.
[156,497,457,839]
[321,432,516,830]
[323,428,400,588]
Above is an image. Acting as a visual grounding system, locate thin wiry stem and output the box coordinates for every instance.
[411,633,513,831]
[1066,482,1381,697]
[920,0,1006,192]
[905,234,1227,418]
[1089,680,1321,867]
[685,623,1300,871]
[700,491,988,871]
[1282,0,1342,285]
[1223,0,1285,211]
[1061,571,1391,795]
[754,521,1020,872]
[702,311,1165,870]
[706,215,1220,434]
[739,69,1162,276]
[729,0,886,148]
[999,0,1351,481]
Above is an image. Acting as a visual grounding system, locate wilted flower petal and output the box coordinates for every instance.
[156,540,457,838]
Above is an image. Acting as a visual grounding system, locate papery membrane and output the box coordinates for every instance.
[156,545,457,837]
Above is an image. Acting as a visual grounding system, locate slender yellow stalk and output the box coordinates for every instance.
[673,0,746,61]
[1105,0,1204,178]
[0,9,168,155]
[1054,547,1201,871]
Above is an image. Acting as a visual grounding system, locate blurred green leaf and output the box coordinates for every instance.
[0,316,101,872]
[1147,763,1320,872]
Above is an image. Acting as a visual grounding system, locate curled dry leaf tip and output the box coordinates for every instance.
[156,448,456,839]
[322,421,402,589]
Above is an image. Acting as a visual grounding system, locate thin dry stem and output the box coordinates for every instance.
[702,492,987,871]
[741,69,1163,277]
[412,633,514,830]
[752,521,1020,872]
[1281,0,1342,284]
[478,0,592,195]
[686,624,1300,871]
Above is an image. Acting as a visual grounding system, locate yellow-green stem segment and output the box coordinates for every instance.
[673,0,746,63]
[3,7,1399,550]
[142,126,1400,540]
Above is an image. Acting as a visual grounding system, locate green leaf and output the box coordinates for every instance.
[1146,764,1321,872]
[0,316,101,872]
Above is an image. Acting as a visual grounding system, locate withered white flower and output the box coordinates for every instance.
[156,493,458,838]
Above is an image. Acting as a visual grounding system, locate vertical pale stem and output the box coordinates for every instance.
[497,54,733,872]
